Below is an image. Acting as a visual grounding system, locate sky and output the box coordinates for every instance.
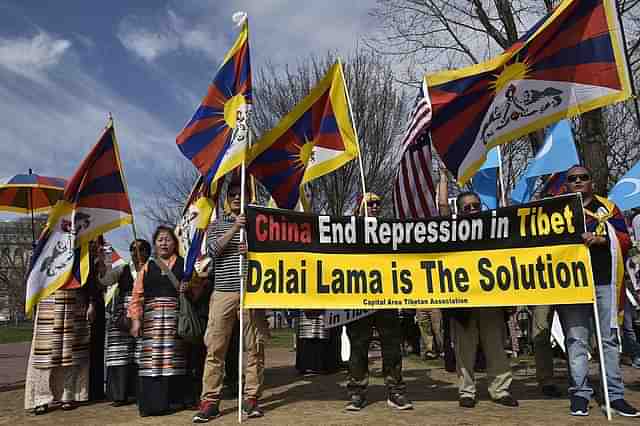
[0,1,378,257]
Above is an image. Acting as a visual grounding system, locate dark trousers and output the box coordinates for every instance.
[346,310,405,396]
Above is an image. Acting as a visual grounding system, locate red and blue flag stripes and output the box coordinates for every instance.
[176,20,251,182]
[427,0,631,184]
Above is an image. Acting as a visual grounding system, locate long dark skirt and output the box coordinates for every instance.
[137,375,194,417]
[106,364,137,402]
[295,330,341,374]
[89,296,106,401]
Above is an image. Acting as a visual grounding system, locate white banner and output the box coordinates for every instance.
[324,309,374,329]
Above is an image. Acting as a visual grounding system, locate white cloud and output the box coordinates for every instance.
[117,9,225,62]
[0,32,71,78]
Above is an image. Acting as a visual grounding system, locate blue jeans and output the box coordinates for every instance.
[558,284,624,401]
[622,298,640,359]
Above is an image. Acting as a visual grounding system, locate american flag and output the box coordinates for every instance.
[392,81,437,219]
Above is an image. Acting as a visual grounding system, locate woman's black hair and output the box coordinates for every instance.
[129,238,151,254]
[152,225,179,251]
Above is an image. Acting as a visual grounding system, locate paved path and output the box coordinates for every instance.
[3,345,640,424]
[0,342,29,391]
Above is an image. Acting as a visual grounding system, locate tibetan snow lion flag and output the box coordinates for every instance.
[176,175,218,279]
[25,120,133,315]
[427,0,631,185]
[248,62,359,210]
[176,13,251,189]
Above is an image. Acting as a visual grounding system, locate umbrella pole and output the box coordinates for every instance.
[29,180,35,247]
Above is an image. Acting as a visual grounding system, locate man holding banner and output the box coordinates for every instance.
[345,193,412,412]
[558,165,639,417]
[194,178,269,422]
[441,190,518,409]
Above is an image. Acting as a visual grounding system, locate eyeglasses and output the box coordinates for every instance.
[461,202,481,213]
[567,173,591,183]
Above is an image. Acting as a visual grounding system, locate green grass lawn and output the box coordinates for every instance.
[268,327,295,348]
[0,324,33,344]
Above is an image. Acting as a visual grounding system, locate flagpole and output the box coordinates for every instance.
[237,116,251,424]
[337,58,368,217]
[496,146,507,207]
[616,2,640,130]
[107,114,143,281]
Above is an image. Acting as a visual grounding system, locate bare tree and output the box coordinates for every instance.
[142,160,199,228]
[369,0,640,197]
[252,47,409,215]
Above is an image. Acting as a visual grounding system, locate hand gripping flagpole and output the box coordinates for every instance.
[577,193,612,421]
[337,58,368,217]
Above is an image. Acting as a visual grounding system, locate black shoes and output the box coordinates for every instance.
[242,398,264,418]
[387,393,413,410]
[345,394,367,411]
[492,395,519,407]
[459,397,476,408]
[609,399,640,417]
[570,396,589,416]
[192,401,221,423]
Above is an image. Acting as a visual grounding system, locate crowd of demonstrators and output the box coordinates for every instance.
[23,164,640,421]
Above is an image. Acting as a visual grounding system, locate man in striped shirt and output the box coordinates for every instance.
[194,179,269,423]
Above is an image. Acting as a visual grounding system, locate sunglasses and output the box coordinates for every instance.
[368,201,380,207]
[461,202,482,212]
[228,191,241,198]
[567,173,591,183]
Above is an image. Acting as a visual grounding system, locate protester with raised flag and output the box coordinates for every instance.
[98,239,151,406]
[558,165,639,417]
[344,192,412,412]
[24,119,134,415]
[193,177,269,423]
[438,171,517,409]
[127,226,194,417]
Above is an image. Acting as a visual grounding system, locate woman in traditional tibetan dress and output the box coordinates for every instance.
[99,239,150,406]
[127,226,192,416]
[295,310,341,375]
[24,278,94,414]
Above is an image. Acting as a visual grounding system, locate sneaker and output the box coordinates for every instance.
[387,393,413,410]
[192,401,221,423]
[459,397,476,408]
[492,395,519,407]
[242,398,264,418]
[610,399,640,417]
[570,396,589,416]
[632,358,640,369]
[345,394,366,411]
[541,384,562,398]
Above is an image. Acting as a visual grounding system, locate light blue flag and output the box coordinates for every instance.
[472,147,499,209]
[511,120,579,204]
[609,161,640,211]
